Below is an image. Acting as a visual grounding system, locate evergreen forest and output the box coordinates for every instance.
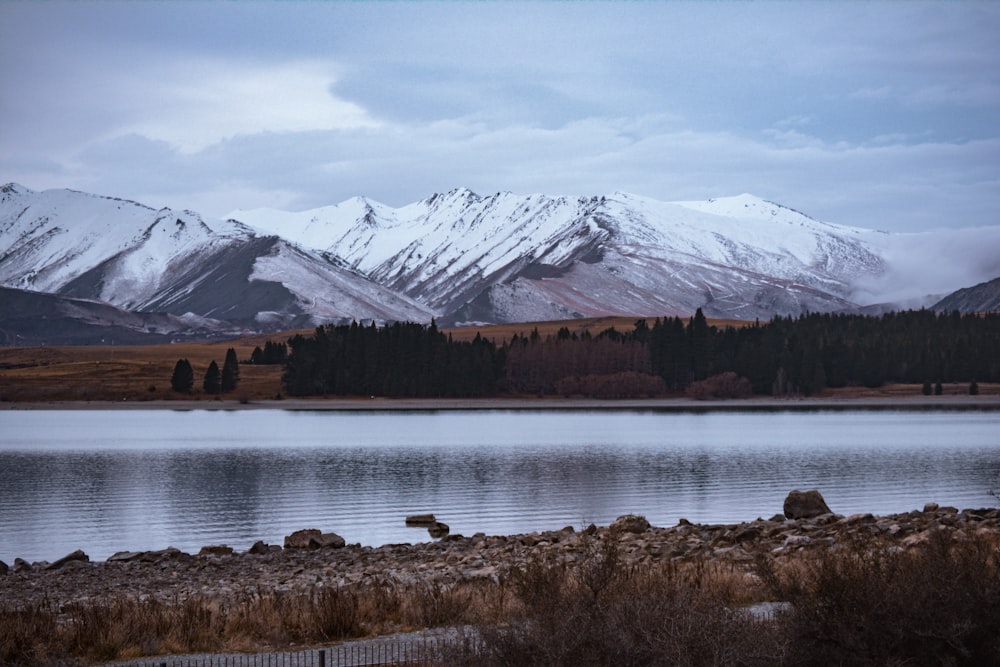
[281,310,1000,399]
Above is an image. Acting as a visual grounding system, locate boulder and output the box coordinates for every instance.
[46,549,89,570]
[139,547,186,563]
[612,514,651,534]
[428,522,450,538]
[283,529,345,549]
[405,514,437,525]
[248,540,273,555]
[0,559,8,575]
[13,558,31,572]
[783,490,832,519]
[107,551,144,563]
[284,529,322,549]
[311,532,346,549]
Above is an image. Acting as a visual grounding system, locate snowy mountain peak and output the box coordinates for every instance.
[4,185,998,335]
[1,182,32,196]
[672,193,809,223]
[231,188,906,323]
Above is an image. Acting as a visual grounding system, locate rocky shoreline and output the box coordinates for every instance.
[3,492,999,611]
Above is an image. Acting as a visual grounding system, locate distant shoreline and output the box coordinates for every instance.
[4,395,999,411]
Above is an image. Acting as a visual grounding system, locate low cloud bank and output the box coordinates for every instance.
[850,226,1000,307]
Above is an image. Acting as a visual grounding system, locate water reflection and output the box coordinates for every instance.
[0,409,998,562]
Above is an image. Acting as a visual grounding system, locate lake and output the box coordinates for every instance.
[1,408,998,563]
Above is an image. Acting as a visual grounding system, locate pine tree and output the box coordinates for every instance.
[221,348,240,392]
[170,358,194,393]
[203,360,222,395]
[688,308,711,381]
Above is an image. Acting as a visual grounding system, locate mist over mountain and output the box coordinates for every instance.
[2,182,998,342]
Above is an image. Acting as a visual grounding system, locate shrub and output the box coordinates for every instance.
[686,372,753,400]
[448,535,782,666]
[761,529,1000,666]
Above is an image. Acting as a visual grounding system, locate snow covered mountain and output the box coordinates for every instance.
[3,182,998,340]
[232,189,893,324]
[0,184,432,334]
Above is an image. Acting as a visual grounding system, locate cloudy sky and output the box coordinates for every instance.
[2,1,999,232]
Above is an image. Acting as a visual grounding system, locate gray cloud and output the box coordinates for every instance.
[1,1,999,235]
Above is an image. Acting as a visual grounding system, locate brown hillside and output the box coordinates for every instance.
[443,314,753,343]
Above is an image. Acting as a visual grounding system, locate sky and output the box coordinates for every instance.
[1,1,999,233]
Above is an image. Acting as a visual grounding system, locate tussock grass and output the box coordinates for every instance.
[4,529,999,666]
[758,529,1000,666]
[0,578,490,666]
[445,533,784,667]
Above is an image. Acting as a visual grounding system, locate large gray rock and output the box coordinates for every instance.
[107,551,144,563]
[284,529,322,549]
[311,532,346,549]
[406,514,436,525]
[248,540,273,555]
[611,514,651,534]
[283,528,345,549]
[46,549,89,570]
[140,547,187,563]
[783,489,832,519]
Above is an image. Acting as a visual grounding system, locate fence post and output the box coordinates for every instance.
[318,648,326,667]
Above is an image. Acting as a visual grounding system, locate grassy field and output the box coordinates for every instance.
[0,339,284,403]
[0,315,995,403]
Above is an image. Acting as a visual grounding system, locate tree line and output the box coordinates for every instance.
[282,320,499,397]
[275,309,998,398]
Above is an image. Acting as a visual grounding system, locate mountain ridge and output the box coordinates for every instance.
[232,188,891,324]
[2,182,998,341]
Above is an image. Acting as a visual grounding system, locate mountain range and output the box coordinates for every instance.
[1,183,998,343]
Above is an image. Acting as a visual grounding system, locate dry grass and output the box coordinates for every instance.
[757,530,1000,666]
[820,382,1000,398]
[4,529,999,666]
[0,340,283,402]
[0,579,490,666]
[444,314,752,343]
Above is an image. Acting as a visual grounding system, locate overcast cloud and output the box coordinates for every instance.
[1,1,999,232]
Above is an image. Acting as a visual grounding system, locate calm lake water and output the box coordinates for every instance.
[1,408,999,563]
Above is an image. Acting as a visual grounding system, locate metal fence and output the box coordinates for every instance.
[110,635,466,667]
[110,608,783,667]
